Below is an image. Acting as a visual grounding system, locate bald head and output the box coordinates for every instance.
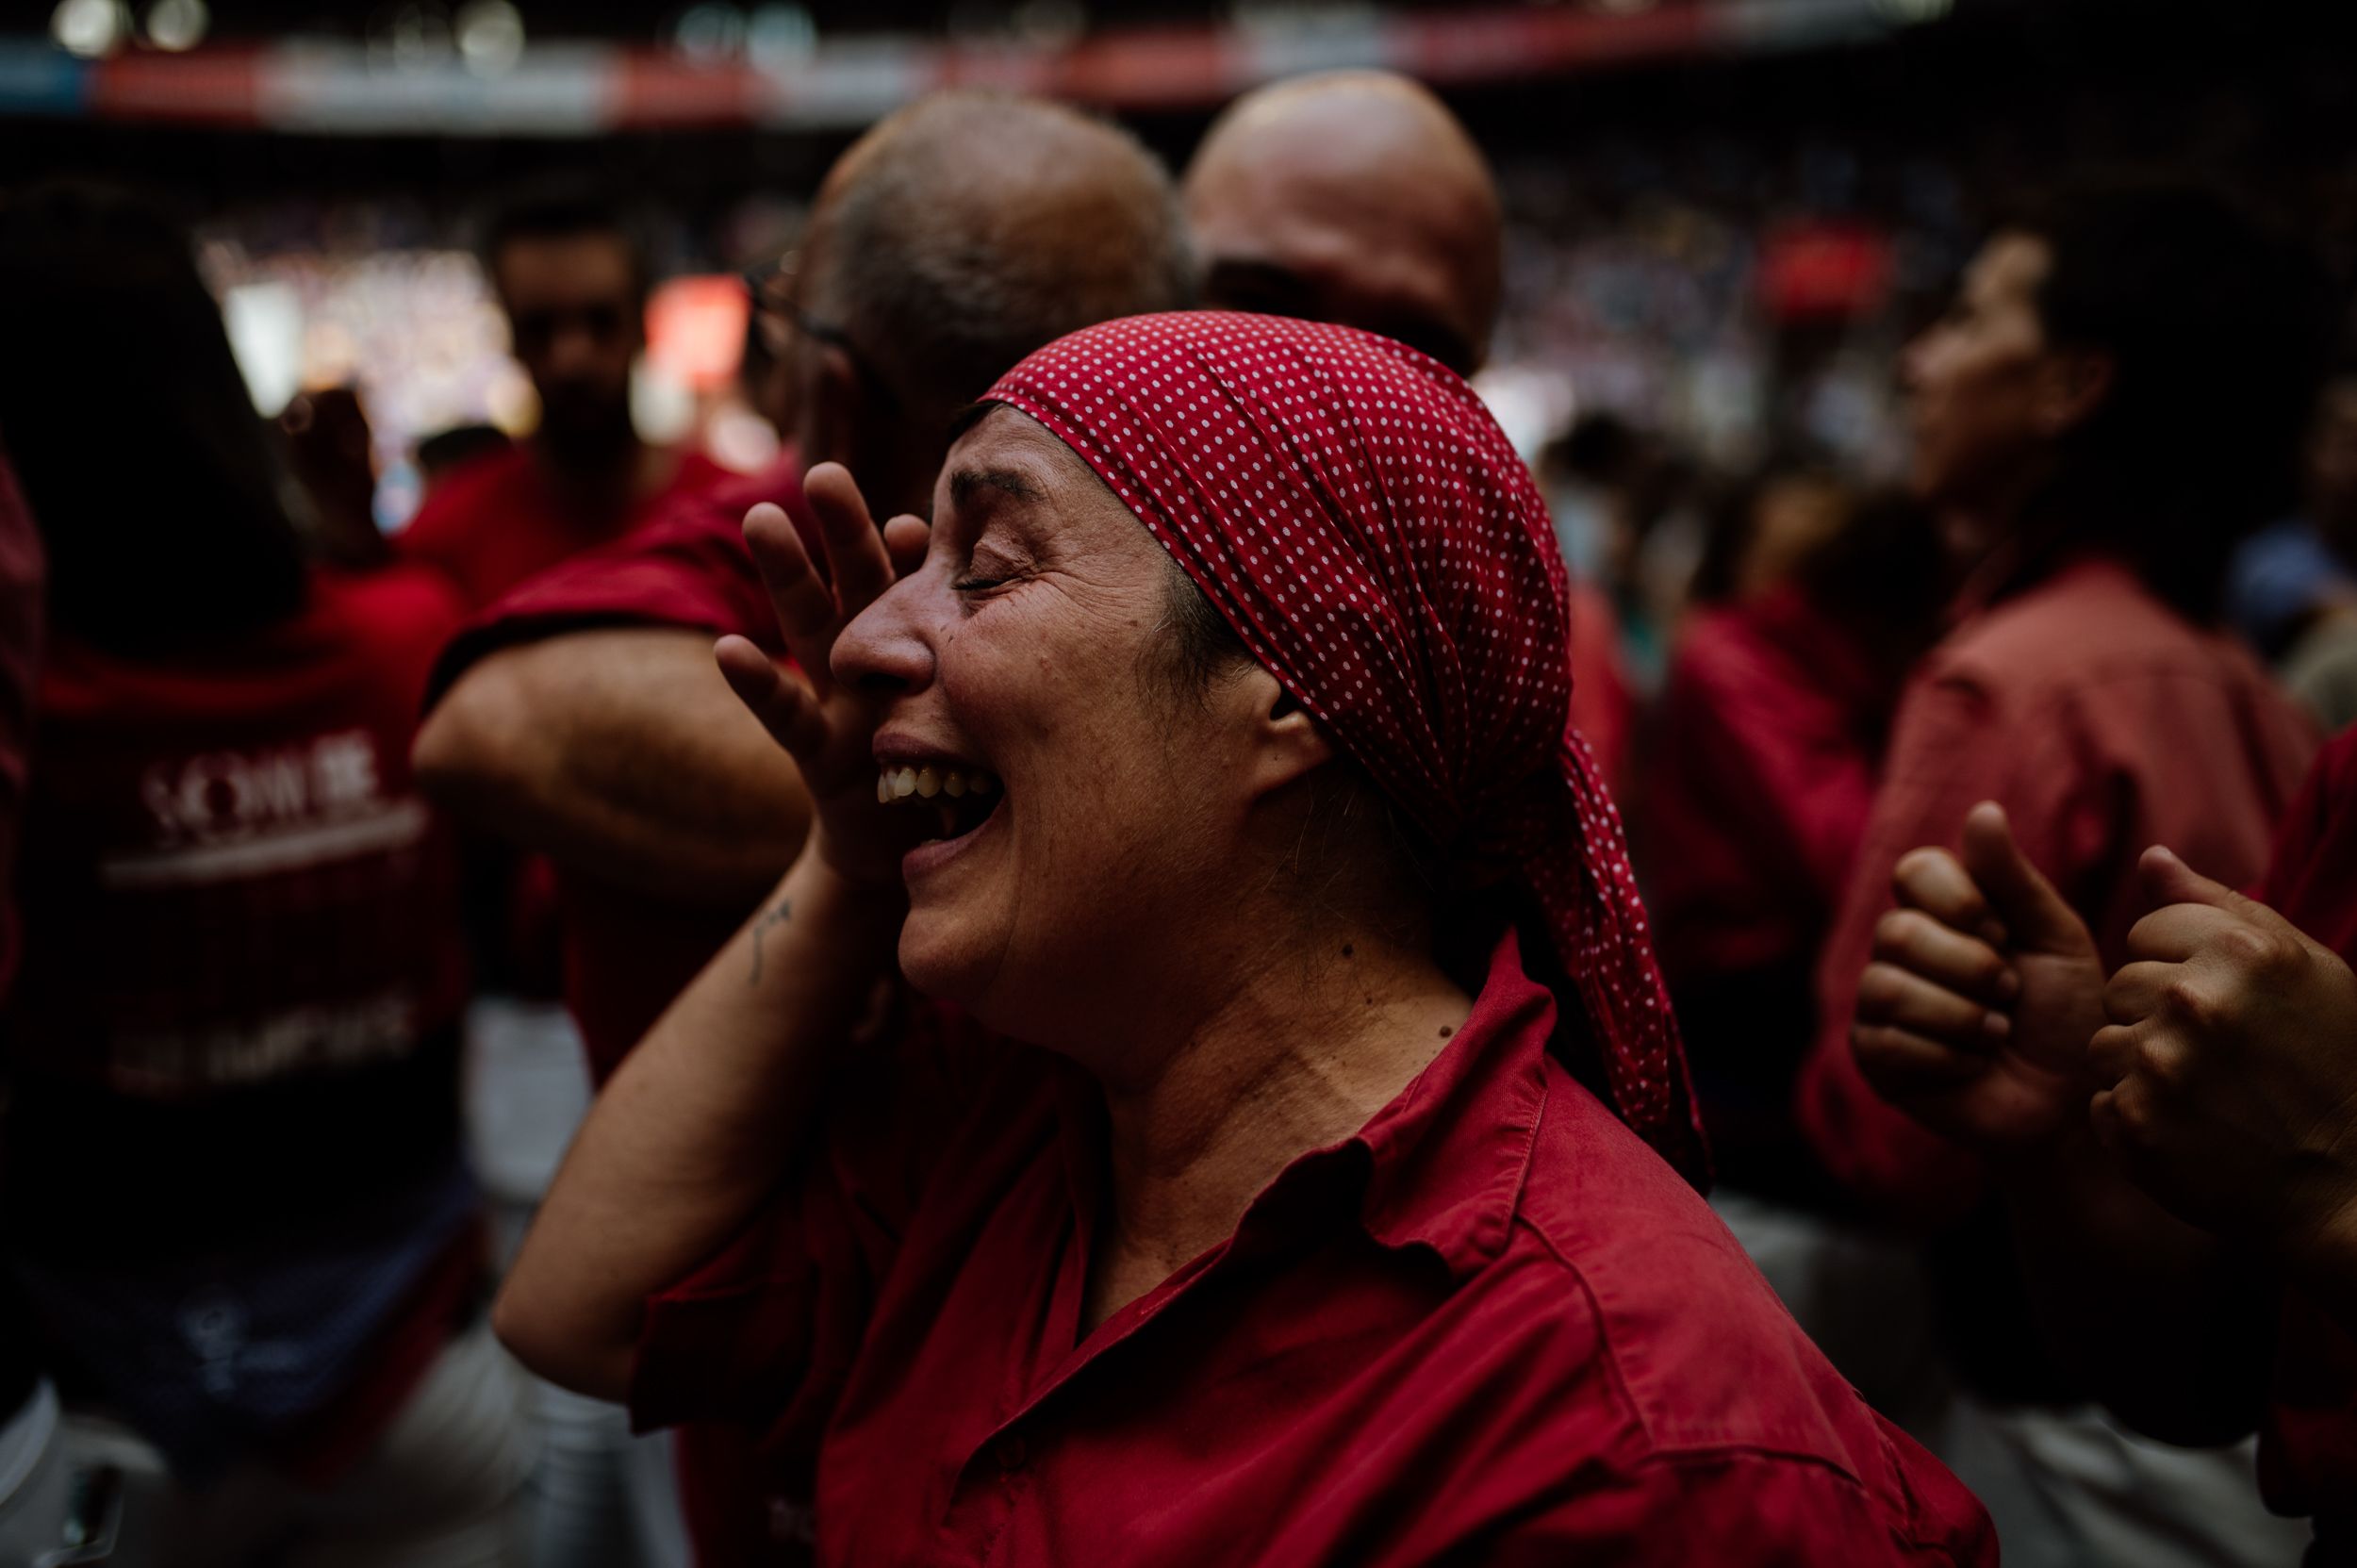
[803,92,1193,421]
[1184,72,1502,374]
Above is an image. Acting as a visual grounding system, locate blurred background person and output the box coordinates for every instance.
[395,181,729,610]
[2224,371,2357,668]
[0,183,531,1567]
[1184,69,1500,375]
[0,445,65,1562]
[2266,372,2357,732]
[1795,176,2327,1567]
[1185,68,1634,778]
[1644,465,1946,1197]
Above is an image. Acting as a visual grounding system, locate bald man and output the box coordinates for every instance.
[1186,73,1638,778]
[416,92,1193,1075]
[1184,70,1503,375]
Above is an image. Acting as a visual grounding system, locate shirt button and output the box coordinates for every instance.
[995,1433,1029,1472]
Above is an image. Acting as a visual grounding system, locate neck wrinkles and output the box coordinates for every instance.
[1086,920,1473,1286]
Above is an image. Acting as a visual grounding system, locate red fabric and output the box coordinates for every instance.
[1567,577,1635,792]
[425,458,812,1082]
[1798,556,2319,1223]
[2,563,479,1469]
[632,933,1993,1564]
[395,442,731,611]
[2249,731,2357,1559]
[986,311,1705,1182]
[7,565,470,1092]
[422,460,814,1562]
[0,450,41,1006]
[1648,586,1888,988]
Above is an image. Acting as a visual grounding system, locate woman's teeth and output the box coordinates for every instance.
[875,765,998,804]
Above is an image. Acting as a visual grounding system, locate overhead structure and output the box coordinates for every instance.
[0,0,1950,136]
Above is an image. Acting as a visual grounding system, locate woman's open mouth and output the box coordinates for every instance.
[876,763,1007,854]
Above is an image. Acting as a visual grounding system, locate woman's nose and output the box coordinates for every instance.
[832,572,937,695]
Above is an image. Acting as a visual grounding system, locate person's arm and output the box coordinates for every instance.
[1854,804,2273,1443]
[414,626,811,905]
[492,470,933,1400]
[492,842,902,1400]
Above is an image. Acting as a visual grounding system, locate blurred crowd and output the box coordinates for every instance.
[1,42,2356,1568]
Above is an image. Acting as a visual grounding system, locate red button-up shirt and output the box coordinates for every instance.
[1798,556,2317,1223]
[633,931,1994,1564]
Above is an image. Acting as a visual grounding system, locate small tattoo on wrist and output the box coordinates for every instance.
[748,899,794,984]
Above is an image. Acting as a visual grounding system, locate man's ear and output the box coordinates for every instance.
[2034,347,2115,438]
[1233,665,1335,799]
[804,342,865,469]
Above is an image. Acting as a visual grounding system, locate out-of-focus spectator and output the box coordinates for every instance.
[1800,177,2325,1567]
[2224,373,2357,664]
[1646,473,1945,1196]
[0,445,68,1565]
[394,182,727,608]
[0,183,531,1565]
[415,423,515,503]
[2265,375,2357,733]
[280,385,390,571]
[1184,71,1501,376]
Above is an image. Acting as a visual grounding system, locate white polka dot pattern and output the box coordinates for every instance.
[987,311,1706,1185]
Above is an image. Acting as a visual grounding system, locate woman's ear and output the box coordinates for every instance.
[1232,665,1335,799]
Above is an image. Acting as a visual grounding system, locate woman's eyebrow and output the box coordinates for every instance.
[948,467,1046,507]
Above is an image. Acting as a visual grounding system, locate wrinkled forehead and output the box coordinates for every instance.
[936,404,1156,546]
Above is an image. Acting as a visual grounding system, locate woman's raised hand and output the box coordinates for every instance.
[1851,801,2108,1146]
[716,463,930,888]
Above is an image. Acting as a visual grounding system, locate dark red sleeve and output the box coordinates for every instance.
[1657,610,1875,916]
[423,470,813,710]
[0,451,41,1003]
[628,1001,1011,1446]
[1797,673,2038,1223]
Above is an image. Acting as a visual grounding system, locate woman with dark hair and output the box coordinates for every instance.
[494,312,1993,1562]
[1795,178,2326,1565]
[0,185,531,1564]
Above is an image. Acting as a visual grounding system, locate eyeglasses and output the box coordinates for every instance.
[741,251,900,411]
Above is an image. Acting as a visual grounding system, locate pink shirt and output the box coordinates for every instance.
[1799,555,2318,1222]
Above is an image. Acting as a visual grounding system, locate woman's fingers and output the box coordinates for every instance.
[716,635,829,762]
[742,503,845,690]
[1856,960,2012,1050]
[803,463,900,619]
[1871,906,2019,1008]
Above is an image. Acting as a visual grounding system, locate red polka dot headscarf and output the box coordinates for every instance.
[986,311,1707,1186]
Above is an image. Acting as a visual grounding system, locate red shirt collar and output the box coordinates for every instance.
[1351,929,1552,1277]
[1052,928,1554,1293]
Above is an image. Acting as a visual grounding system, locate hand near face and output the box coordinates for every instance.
[2089,847,2357,1271]
[1852,801,2107,1146]
[716,463,931,886]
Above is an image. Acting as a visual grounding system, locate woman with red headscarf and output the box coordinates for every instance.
[497,313,1991,1562]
